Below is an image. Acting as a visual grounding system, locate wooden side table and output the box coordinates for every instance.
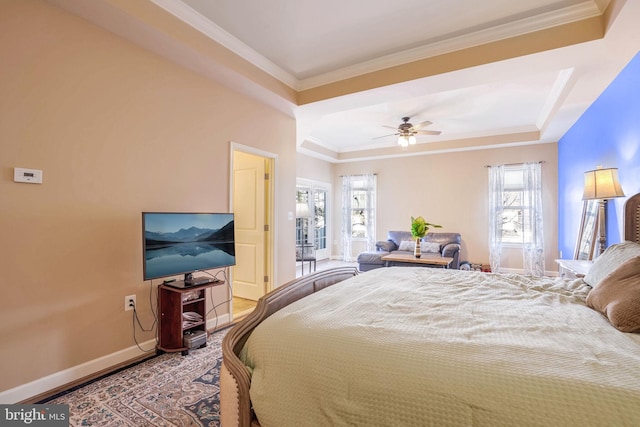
[555,259,593,279]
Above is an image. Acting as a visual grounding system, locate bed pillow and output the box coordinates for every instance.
[398,240,416,251]
[583,241,640,288]
[421,242,441,253]
[586,256,640,332]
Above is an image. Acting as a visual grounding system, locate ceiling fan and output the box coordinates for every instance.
[376,116,441,147]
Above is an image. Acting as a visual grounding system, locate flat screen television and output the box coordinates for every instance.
[142,212,235,283]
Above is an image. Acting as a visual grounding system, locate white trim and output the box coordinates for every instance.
[296,177,331,188]
[229,141,278,298]
[230,142,279,163]
[298,3,601,90]
[310,140,556,164]
[149,0,297,89]
[0,313,231,404]
[151,0,603,90]
[296,178,332,261]
[537,68,576,133]
[0,340,156,403]
[207,313,232,333]
[499,267,559,277]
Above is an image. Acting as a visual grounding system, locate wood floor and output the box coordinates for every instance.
[232,296,256,318]
[231,258,358,318]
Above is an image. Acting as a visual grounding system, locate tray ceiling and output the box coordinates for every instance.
[48,0,640,161]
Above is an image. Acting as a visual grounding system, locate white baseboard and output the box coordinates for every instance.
[0,313,231,404]
[0,338,157,404]
[497,267,522,274]
[208,313,231,331]
[496,267,560,277]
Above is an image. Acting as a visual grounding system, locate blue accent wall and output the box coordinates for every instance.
[558,51,640,258]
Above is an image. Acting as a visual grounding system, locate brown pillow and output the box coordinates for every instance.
[586,256,640,332]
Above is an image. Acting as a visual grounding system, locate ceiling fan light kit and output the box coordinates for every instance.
[379,116,442,149]
[398,135,416,147]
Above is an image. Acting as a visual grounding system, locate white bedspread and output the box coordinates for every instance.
[240,267,640,426]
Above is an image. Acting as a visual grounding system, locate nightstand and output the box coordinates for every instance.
[555,259,593,279]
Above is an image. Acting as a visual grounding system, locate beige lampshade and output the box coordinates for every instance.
[582,167,625,200]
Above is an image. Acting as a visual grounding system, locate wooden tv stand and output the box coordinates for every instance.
[157,280,225,355]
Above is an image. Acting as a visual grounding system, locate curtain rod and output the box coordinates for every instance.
[338,173,378,177]
[484,161,545,168]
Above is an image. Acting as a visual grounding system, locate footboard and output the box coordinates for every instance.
[220,267,359,427]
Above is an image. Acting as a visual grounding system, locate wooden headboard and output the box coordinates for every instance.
[625,193,640,243]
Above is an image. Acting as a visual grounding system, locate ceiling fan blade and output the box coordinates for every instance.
[410,120,433,130]
[373,133,397,140]
[415,130,442,135]
[382,125,399,130]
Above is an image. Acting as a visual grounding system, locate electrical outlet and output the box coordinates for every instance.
[125,294,136,311]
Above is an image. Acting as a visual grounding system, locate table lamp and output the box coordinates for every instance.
[582,166,625,255]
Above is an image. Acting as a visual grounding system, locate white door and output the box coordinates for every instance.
[313,187,329,260]
[296,180,331,261]
[232,151,267,301]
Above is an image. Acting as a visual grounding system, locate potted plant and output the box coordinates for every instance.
[411,216,442,258]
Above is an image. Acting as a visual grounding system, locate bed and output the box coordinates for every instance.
[221,244,640,427]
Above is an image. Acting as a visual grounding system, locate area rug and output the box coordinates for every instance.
[46,328,228,426]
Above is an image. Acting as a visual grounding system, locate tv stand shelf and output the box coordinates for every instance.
[157,281,224,355]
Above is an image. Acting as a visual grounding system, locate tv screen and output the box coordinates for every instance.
[142,212,235,281]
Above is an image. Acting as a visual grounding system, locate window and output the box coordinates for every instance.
[351,186,369,238]
[488,162,545,275]
[341,174,376,261]
[501,166,526,244]
[347,176,375,239]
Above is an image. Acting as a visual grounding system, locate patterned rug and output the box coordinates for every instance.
[46,328,228,426]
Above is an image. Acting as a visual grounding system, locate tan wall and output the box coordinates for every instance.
[0,0,296,395]
[333,143,559,272]
[296,152,333,182]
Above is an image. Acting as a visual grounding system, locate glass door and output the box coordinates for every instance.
[296,180,330,261]
[313,187,328,260]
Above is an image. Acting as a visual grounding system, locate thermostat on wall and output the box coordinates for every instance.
[14,168,43,184]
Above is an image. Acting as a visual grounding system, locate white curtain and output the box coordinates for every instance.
[522,162,545,276]
[488,165,505,273]
[341,174,376,262]
[341,176,352,262]
[362,173,377,254]
[488,163,545,276]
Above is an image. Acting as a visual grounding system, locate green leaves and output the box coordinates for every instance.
[411,216,442,238]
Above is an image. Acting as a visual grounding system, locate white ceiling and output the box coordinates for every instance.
[178,0,599,82]
[49,0,640,162]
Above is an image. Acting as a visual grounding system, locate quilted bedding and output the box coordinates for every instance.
[240,267,640,426]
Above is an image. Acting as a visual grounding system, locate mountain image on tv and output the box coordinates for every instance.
[145,220,235,248]
[142,213,236,280]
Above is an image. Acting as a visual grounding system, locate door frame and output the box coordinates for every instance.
[229,142,277,315]
[296,178,331,261]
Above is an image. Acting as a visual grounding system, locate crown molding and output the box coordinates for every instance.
[298,2,604,90]
[152,1,605,93]
[149,0,298,89]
